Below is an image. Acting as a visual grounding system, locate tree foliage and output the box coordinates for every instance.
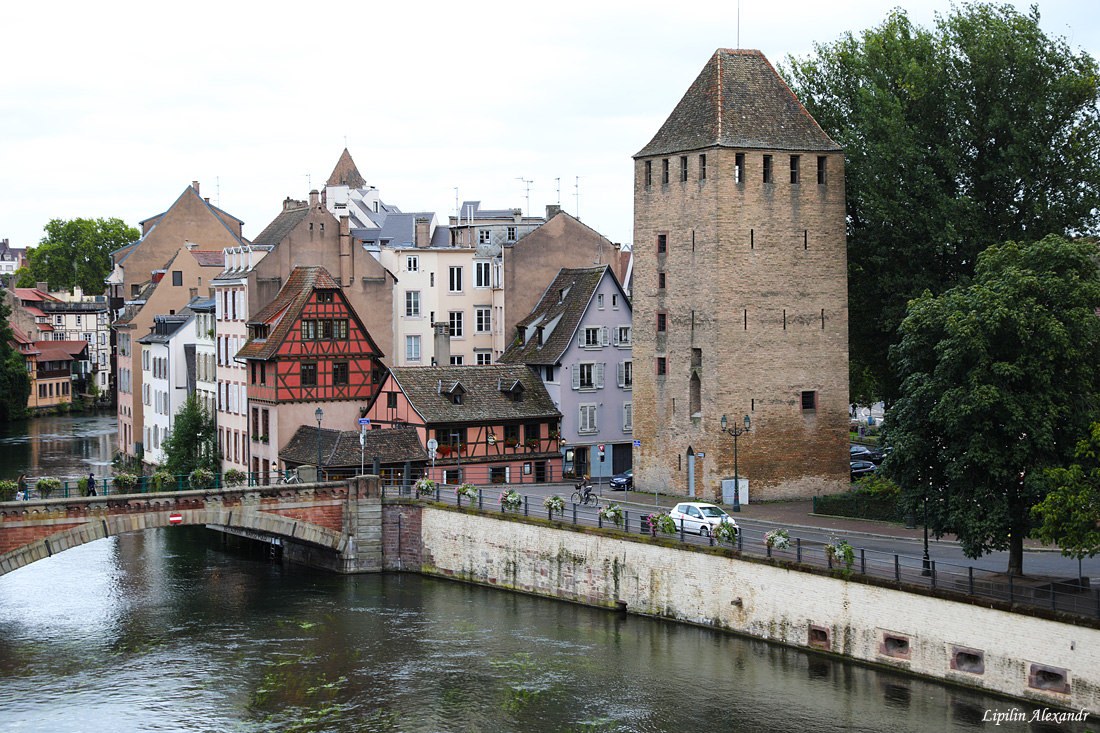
[0,296,31,422]
[1032,423,1100,560]
[884,235,1100,575]
[784,4,1100,401]
[160,393,219,477]
[28,217,139,295]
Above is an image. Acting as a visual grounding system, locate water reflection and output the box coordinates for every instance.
[1,527,1090,732]
[0,413,117,481]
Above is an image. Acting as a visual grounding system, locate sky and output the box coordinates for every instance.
[3,1,1099,253]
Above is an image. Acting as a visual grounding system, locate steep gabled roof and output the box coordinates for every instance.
[384,364,560,425]
[251,201,312,248]
[326,148,366,189]
[635,49,842,157]
[280,425,424,468]
[42,340,91,358]
[498,266,628,366]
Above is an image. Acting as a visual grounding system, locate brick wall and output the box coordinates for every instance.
[382,503,424,570]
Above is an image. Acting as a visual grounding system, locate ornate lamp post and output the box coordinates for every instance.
[719,414,751,512]
[315,407,324,482]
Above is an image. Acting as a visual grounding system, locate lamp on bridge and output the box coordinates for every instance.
[719,414,751,512]
[315,408,324,482]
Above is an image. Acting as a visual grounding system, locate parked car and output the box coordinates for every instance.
[668,502,739,537]
[850,444,885,464]
[609,468,633,490]
[850,460,878,481]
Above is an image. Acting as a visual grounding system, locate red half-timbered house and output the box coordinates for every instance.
[363,364,563,485]
[237,266,385,479]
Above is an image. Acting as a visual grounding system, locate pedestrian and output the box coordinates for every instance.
[87,472,97,497]
[17,473,27,500]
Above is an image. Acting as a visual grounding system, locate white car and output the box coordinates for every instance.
[668,502,739,537]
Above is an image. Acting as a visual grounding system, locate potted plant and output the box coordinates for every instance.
[115,472,137,493]
[437,444,452,458]
[598,503,623,527]
[499,489,522,512]
[415,477,437,497]
[713,520,739,545]
[504,436,519,448]
[764,528,790,550]
[35,477,62,499]
[455,483,478,501]
[77,476,90,496]
[644,512,675,535]
[824,536,855,573]
[224,468,247,487]
[548,430,560,442]
[525,437,540,450]
[260,434,269,444]
[189,468,215,490]
[543,494,565,517]
[152,471,173,491]
[0,479,17,501]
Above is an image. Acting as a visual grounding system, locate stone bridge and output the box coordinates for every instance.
[0,477,382,576]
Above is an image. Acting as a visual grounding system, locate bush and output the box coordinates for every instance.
[115,473,137,493]
[78,476,89,496]
[0,479,17,501]
[36,477,62,499]
[224,468,246,487]
[151,471,173,491]
[189,468,214,490]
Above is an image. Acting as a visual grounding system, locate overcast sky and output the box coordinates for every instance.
[3,1,1098,253]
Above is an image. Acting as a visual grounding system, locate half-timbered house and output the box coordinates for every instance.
[237,266,386,480]
[363,364,562,485]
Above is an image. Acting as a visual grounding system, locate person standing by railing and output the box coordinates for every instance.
[17,474,27,500]
[87,473,97,496]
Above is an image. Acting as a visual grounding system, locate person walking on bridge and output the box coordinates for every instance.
[87,473,97,497]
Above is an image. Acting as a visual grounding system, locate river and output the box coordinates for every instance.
[0,416,1089,731]
[0,412,117,483]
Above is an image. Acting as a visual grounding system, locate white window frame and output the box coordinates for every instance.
[623,402,633,432]
[474,261,491,288]
[579,403,598,434]
[617,360,633,389]
[571,362,603,390]
[479,229,492,244]
[475,307,491,334]
[449,355,464,365]
[406,335,421,362]
[597,294,605,309]
[476,351,492,365]
[406,255,419,272]
[449,311,464,338]
[448,266,463,293]
[507,226,517,241]
[613,326,632,347]
[406,291,421,318]
[583,326,609,349]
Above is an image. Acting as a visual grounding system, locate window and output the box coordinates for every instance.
[656,357,667,376]
[699,154,707,180]
[763,155,773,183]
[318,319,333,340]
[476,351,492,365]
[658,272,666,290]
[572,362,603,390]
[406,255,419,272]
[448,266,462,293]
[449,355,464,365]
[623,402,633,432]
[618,360,633,389]
[475,308,491,333]
[55,315,63,325]
[644,160,652,187]
[333,362,349,385]
[430,272,435,287]
[317,291,335,303]
[818,156,828,185]
[479,229,492,244]
[475,261,490,288]
[597,294,604,309]
[302,320,317,340]
[387,391,398,408]
[334,319,348,339]
[680,156,688,182]
[301,363,317,386]
[449,311,463,337]
[801,390,817,411]
[584,326,606,348]
[406,335,421,361]
[613,326,632,346]
[172,270,183,286]
[657,312,667,332]
[657,233,667,254]
[735,153,745,183]
[579,404,597,433]
[790,155,801,184]
[507,226,517,241]
[612,294,618,309]
[132,284,141,298]
[252,407,260,438]
[406,291,421,317]
[662,158,669,184]
[504,424,519,444]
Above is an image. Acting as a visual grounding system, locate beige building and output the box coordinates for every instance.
[631,49,849,501]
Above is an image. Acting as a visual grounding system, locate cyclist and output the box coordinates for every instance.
[575,474,593,504]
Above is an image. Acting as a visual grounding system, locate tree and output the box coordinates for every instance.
[0,296,31,422]
[28,217,139,295]
[784,4,1100,401]
[1032,423,1100,560]
[13,267,36,288]
[160,393,219,477]
[885,235,1100,575]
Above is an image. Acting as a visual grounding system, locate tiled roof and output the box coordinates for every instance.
[236,266,343,361]
[326,148,366,189]
[14,288,57,303]
[40,340,91,358]
[498,266,624,365]
[250,202,311,248]
[387,364,560,424]
[635,49,842,157]
[35,346,74,363]
[191,250,226,267]
[280,425,425,468]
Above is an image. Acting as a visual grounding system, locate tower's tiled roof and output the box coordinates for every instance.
[635,49,841,157]
[326,148,366,189]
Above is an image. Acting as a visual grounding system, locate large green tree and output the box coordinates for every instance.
[784,4,1100,402]
[160,394,219,477]
[0,296,31,422]
[28,217,139,295]
[885,235,1100,575]
[1032,422,1100,560]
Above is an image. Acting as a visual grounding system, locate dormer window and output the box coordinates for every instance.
[500,378,526,403]
[441,380,467,405]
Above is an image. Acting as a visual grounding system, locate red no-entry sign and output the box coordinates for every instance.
[168,514,183,525]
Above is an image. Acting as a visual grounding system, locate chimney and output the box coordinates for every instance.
[204,197,210,204]
[37,282,48,292]
[192,181,200,196]
[433,322,451,365]
[184,239,197,250]
[546,204,562,219]
[415,217,431,249]
[513,208,523,223]
[189,287,198,300]
[310,189,320,207]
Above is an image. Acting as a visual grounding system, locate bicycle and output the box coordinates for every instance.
[277,469,301,485]
[571,481,599,507]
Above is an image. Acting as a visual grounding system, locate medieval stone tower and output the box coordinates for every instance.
[632,49,849,501]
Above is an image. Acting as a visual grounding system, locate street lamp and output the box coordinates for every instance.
[315,407,324,482]
[719,414,751,512]
[922,497,931,576]
[451,431,461,483]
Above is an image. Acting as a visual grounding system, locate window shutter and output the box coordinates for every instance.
[625,327,631,345]
[612,328,620,346]
[572,364,580,390]
[601,327,610,346]
[617,361,625,387]
[595,363,605,389]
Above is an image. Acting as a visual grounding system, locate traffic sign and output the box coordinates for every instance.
[168,514,183,525]
[598,444,605,451]
[697,451,705,458]
[358,418,371,426]
[359,431,365,447]
[633,440,641,447]
[427,438,438,452]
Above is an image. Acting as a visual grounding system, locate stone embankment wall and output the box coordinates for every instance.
[386,502,1100,714]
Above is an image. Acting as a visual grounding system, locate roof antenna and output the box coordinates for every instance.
[555,177,561,205]
[737,0,740,49]
[575,176,582,220]
[516,177,533,217]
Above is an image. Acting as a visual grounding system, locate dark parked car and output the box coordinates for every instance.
[850,444,884,464]
[609,468,633,490]
[850,460,878,480]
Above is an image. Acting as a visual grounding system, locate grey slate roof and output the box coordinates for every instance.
[280,425,425,468]
[635,49,842,157]
[386,364,560,425]
[497,266,616,366]
[250,203,311,248]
